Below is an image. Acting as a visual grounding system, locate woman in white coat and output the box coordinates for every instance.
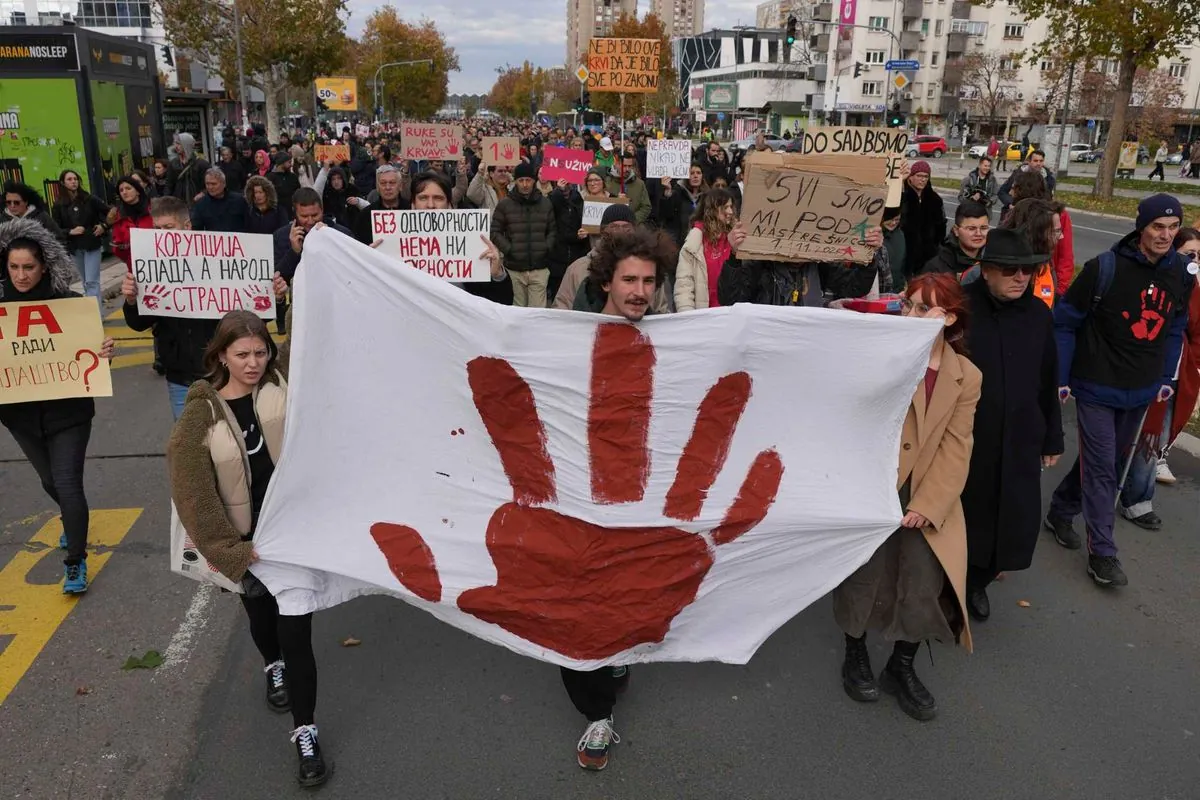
[674,188,745,311]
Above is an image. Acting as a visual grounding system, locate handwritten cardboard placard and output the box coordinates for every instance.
[587,38,661,93]
[646,139,693,179]
[355,123,371,139]
[740,151,887,264]
[481,136,521,167]
[314,143,351,163]
[130,229,277,319]
[797,127,909,207]
[581,197,629,234]
[541,146,594,184]
[371,209,492,282]
[0,297,112,404]
[400,122,464,161]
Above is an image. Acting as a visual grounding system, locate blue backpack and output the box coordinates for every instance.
[1089,249,1192,310]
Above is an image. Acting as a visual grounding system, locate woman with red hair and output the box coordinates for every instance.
[833,272,981,722]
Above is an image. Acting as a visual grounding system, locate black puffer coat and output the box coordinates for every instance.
[491,188,557,272]
[52,191,111,252]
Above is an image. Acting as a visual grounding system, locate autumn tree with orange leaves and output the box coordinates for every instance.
[581,13,678,119]
[344,7,460,120]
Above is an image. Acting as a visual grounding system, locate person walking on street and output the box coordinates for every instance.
[169,132,210,206]
[491,161,556,307]
[168,310,329,787]
[267,152,301,217]
[217,145,248,193]
[1149,141,1168,181]
[109,175,154,271]
[1045,194,1191,587]
[51,169,110,306]
[960,229,1063,622]
[958,157,998,218]
[900,161,946,280]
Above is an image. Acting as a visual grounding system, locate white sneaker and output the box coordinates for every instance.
[576,717,619,770]
[1155,459,1177,485]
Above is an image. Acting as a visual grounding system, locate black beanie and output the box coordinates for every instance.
[513,161,537,180]
[601,203,636,227]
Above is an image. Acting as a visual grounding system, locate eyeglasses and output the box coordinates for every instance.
[5,199,23,206]
[994,265,1039,277]
[958,225,989,235]
[900,297,940,315]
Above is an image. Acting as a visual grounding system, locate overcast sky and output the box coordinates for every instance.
[344,0,764,95]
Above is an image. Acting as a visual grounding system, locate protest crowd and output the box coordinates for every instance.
[2,108,1197,788]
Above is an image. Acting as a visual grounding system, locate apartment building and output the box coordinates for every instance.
[652,0,705,38]
[755,0,814,30]
[566,0,637,67]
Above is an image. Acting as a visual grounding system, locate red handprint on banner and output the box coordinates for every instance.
[143,284,170,310]
[369,323,785,660]
[1122,284,1173,341]
[244,285,274,312]
[502,143,516,161]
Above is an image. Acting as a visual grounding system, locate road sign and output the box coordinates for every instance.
[717,112,726,121]
[1087,118,1096,129]
[891,72,911,91]
[885,59,920,71]
[575,65,589,84]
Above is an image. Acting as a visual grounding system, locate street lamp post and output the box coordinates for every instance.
[373,59,434,122]
[231,0,249,132]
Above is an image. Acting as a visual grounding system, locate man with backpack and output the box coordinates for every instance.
[1044,194,1191,588]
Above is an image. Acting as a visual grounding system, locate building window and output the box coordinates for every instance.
[931,51,939,66]
[920,18,929,34]
[868,16,889,30]
[76,0,155,27]
[999,57,1018,70]
[1003,23,1025,39]
[864,50,886,65]
[934,19,943,36]
[862,81,882,96]
[1170,63,1187,79]
[951,19,988,35]
[1039,59,1052,71]
[927,85,936,99]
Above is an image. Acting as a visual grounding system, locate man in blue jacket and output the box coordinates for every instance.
[1044,194,1190,588]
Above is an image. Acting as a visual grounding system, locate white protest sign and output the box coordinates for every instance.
[581,198,628,233]
[371,209,492,282]
[129,229,276,319]
[646,139,693,179]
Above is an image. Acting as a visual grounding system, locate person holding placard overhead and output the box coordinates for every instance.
[658,163,708,247]
[0,217,114,594]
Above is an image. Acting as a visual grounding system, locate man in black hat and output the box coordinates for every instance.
[960,229,1063,621]
[268,150,301,215]
[491,160,556,307]
[1045,193,1191,588]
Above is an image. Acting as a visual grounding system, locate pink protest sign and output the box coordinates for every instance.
[400,122,464,161]
[540,146,594,184]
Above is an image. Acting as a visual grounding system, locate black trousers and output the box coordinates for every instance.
[560,668,617,722]
[1149,162,1165,180]
[967,564,998,591]
[240,590,317,728]
[10,422,92,565]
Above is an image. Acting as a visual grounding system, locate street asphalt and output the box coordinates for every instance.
[2,244,1198,800]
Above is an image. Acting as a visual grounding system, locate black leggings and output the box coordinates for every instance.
[561,668,617,722]
[240,590,317,728]
[9,422,92,565]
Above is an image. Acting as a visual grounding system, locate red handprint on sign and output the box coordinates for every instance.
[501,144,516,161]
[143,284,170,310]
[369,324,785,660]
[446,141,459,156]
[1122,285,1173,341]
[244,285,274,312]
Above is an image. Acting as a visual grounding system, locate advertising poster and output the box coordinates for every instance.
[123,83,163,174]
[90,80,133,193]
[315,77,359,112]
[0,78,88,204]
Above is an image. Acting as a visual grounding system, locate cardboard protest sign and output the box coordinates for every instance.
[400,122,464,161]
[355,123,370,139]
[740,151,888,264]
[481,137,521,167]
[130,229,277,320]
[796,127,909,207]
[371,209,492,282]
[0,297,112,404]
[1118,142,1139,171]
[581,197,629,233]
[587,38,661,93]
[314,143,350,163]
[646,139,693,179]
[541,146,594,184]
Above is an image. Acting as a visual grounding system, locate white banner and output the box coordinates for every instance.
[646,139,693,179]
[371,209,491,282]
[251,227,940,670]
[130,229,276,319]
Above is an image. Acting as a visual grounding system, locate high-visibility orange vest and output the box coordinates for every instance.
[1034,262,1055,309]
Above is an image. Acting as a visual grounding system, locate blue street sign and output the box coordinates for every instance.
[717,112,726,121]
[1087,118,1096,129]
[885,59,920,71]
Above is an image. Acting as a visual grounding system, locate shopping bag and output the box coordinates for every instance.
[170,502,243,594]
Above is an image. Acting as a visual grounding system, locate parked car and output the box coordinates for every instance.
[905,135,948,158]
[968,144,989,158]
[1005,142,1034,161]
[1167,151,1184,165]
[729,132,786,151]
[1069,143,1094,162]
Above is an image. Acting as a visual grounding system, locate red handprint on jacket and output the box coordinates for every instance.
[1122,284,1173,341]
[369,323,785,660]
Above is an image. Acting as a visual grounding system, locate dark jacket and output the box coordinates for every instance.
[958,168,999,210]
[884,226,907,290]
[922,237,980,277]
[961,278,1063,574]
[548,186,589,272]
[0,218,94,437]
[123,304,218,390]
[217,158,248,193]
[169,158,210,206]
[267,170,301,212]
[321,166,360,229]
[1,207,63,241]
[657,180,703,247]
[1054,232,1190,408]
[717,251,887,307]
[350,145,376,195]
[274,219,355,282]
[190,191,249,233]
[52,192,111,252]
[352,197,409,246]
[244,204,290,237]
[491,188,556,272]
[997,165,1057,210]
[900,181,946,279]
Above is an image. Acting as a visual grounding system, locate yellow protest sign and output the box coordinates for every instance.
[0,297,112,403]
[740,151,888,264]
[314,144,351,163]
[587,38,661,94]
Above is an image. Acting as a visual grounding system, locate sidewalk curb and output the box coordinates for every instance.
[934,189,1135,222]
[1171,431,1200,459]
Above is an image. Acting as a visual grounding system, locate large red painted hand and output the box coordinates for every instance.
[369,324,784,660]
[1123,285,1172,341]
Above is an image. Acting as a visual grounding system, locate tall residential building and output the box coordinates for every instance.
[755,0,813,30]
[652,0,704,38]
[566,0,638,67]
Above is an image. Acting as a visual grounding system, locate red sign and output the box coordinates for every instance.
[540,146,594,184]
[400,122,464,161]
[838,0,857,37]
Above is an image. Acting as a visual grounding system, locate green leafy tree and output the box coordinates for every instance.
[349,8,460,120]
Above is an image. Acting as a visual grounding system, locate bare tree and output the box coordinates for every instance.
[1129,68,1185,142]
[1025,55,1072,123]
[960,51,1021,132]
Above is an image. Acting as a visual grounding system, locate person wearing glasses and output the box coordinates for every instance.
[833,272,980,722]
[958,229,1063,622]
[351,164,409,245]
[921,201,989,277]
[2,181,62,239]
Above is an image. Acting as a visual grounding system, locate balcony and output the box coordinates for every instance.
[810,63,828,82]
[900,30,922,49]
[901,0,923,20]
[951,1,972,17]
[812,2,833,22]
[942,59,966,84]
[946,32,968,53]
[813,32,831,50]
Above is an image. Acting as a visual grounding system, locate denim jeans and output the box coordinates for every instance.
[8,422,93,564]
[72,248,103,307]
[167,381,189,421]
[1120,402,1174,517]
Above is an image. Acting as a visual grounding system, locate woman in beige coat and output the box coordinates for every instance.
[833,272,980,722]
[674,188,745,311]
[167,310,329,787]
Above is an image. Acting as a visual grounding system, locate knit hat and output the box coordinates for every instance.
[513,161,537,180]
[1136,193,1182,231]
[910,160,931,176]
[601,203,636,227]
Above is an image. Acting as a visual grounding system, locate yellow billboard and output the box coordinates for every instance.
[315,77,358,111]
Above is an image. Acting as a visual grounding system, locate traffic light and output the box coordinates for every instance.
[784,14,797,61]
[577,90,590,112]
[853,61,863,78]
[160,45,173,67]
[888,102,905,128]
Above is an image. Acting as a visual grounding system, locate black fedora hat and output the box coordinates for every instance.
[979,228,1048,267]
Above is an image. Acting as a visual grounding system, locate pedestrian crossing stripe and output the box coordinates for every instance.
[0,509,143,706]
[102,307,285,371]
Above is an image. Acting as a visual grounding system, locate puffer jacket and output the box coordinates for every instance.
[0,217,95,437]
[491,188,556,272]
[549,186,589,271]
[167,372,287,582]
[52,191,111,252]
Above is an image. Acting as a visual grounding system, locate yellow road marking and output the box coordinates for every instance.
[112,350,156,370]
[0,508,143,706]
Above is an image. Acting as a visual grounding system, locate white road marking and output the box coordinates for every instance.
[160,585,216,672]
[938,192,1125,235]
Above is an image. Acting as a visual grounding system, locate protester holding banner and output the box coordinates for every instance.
[0,217,114,594]
[491,162,556,307]
[675,188,743,312]
[167,310,328,787]
[109,176,154,271]
[657,164,708,247]
[466,166,512,213]
[959,229,1061,622]
[51,170,110,307]
[275,188,354,286]
[833,272,979,722]
[900,161,946,280]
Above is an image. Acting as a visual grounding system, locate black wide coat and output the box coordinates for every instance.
[961,278,1064,573]
[900,180,946,280]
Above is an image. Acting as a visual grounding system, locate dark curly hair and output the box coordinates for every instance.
[1011,169,1049,202]
[587,227,676,293]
